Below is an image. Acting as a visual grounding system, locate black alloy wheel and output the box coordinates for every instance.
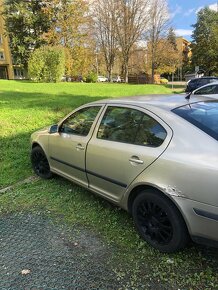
[31,146,52,179]
[132,190,189,253]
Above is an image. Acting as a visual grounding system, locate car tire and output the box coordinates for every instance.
[132,189,189,253]
[31,146,53,179]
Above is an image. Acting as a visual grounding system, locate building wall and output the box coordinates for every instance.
[176,37,192,62]
[0,0,14,79]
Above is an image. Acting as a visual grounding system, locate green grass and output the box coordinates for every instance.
[0,80,217,289]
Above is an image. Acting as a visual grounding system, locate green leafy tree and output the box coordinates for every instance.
[3,0,50,69]
[191,7,218,75]
[42,0,92,77]
[28,46,65,82]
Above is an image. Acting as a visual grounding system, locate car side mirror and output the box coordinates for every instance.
[49,124,58,134]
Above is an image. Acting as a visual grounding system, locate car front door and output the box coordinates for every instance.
[48,105,103,187]
[86,105,172,202]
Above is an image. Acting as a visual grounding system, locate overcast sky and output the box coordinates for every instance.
[168,0,218,40]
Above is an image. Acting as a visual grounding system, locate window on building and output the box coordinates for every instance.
[0,52,5,60]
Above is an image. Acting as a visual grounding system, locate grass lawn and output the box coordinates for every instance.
[0,80,217,289]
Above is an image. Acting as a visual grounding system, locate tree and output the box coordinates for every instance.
[167,27,177,50]
[114,0,149,83]
[3,0,50,70]
[42,0,93,77]
[191,7,218,75]
[149,39,181,76]
[146,0,170,82]
[93,0,118,81]
[28,45,65,82]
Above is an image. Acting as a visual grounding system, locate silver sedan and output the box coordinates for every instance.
[31,95,218,253]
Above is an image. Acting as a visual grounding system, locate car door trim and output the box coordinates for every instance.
[50,156,127,188]
[86,170,127,188]
[50,156,85,173]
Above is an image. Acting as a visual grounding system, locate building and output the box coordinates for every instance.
[0,0,14,79]
[176,37,192,81]
[176,37,192,62]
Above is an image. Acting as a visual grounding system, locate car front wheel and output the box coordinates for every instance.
[31,146,52,179]
[132,190,189,253]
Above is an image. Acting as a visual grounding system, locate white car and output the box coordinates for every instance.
[192,82,218,98]
[112,76,121,83]
[97,76,108,82]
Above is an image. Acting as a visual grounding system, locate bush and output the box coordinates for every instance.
[85,72,97,83]
[28,46,65,82]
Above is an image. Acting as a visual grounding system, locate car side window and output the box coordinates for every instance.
[60,106,101,136]
[97,106,167,147]
[195,85,216,95]
[215,86,218,94]
[134,114,167,147]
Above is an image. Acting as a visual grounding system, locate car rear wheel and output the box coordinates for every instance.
[132,190,189,253]
[31,146,52,179]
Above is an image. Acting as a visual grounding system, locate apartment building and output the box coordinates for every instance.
[0,0,14,79]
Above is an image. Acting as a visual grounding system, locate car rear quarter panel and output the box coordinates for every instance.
[122,113,218,209]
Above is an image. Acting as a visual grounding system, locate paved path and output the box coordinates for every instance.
[0,213,158,290]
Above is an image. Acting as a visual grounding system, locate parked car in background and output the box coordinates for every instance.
[112,75,121,83]
[61,76,72,82]
[97,75,108,82]
[185,76,218,92]
[31,95,218,253]
[192,82,218,98]
[160,77,168,84]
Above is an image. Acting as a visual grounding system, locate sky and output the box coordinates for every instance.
[168,0,218,40]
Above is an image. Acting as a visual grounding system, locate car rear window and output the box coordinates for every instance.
[172,101,218,140]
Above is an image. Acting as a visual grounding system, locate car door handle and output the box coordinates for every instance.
[129,156,144,165]
[76,144,85,151]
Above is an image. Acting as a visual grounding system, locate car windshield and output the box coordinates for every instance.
[173,101,218,140]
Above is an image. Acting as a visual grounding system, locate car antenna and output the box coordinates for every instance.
[185,91,192,100]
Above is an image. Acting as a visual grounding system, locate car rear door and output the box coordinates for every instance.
[86,105,172,202]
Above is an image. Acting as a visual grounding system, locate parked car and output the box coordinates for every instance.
[160,77,168,84]
[192,82,218,98]
[97,75,108,82]
[31,95,218,253]
[61,75,72,82]
[112,75,121,83]
[185,76,218,92]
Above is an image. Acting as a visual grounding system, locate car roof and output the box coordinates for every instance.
[190,76,218,81]
[92,94,214,111]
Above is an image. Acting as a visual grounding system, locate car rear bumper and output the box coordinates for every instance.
[173,196,218,246]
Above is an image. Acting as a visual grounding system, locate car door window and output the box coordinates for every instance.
[195,85,216,95]
[97,106,167,147]
[134,114,167,147]
[214,85,218,94]
[61,106,101,136]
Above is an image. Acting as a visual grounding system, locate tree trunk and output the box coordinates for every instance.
[123,55,129,83]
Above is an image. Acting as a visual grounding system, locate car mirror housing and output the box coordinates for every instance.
[49,124,58,134]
